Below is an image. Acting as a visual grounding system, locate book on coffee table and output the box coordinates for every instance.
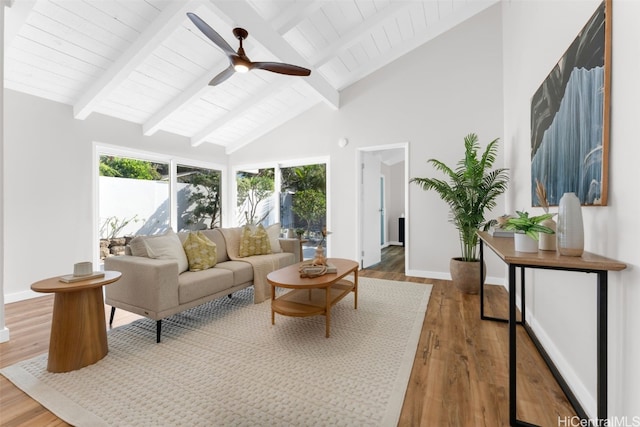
[59,272,105,283]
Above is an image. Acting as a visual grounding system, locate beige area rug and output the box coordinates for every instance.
[2,277,431,427]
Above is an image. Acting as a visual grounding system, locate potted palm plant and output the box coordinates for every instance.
[504,211,555,252]
[410,133,509,294]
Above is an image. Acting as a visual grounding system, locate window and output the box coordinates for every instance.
[99,156,170,260]
[233,161,327,260]
[280,164,326,237]
[235,168,275,226]
[177,165,222,231]
[96,146,224,263]
[280,164,327,258]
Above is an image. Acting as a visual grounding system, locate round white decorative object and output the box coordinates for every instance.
[338,138,349,148]
[538,217,557,251]
[557,192,584,256]
[514,233,538,253]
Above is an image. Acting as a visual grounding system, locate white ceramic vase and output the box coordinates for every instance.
[514,232,538,253]
[538,217,557,251]
[557,192,584,256]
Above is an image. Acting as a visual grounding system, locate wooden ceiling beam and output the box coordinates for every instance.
[224,94,318,154]
[4,0,35,48]
[309,1,411,68]
[190,78,290,147]
[142,59,227,136]
[144,37,266,137]
[73,0,202,120]
[271,1,323,35]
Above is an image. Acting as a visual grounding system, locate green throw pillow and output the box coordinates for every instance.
[238,224,271,257]
[183,232,217,272]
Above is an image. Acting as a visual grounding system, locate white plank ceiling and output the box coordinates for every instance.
[3,0,498,153]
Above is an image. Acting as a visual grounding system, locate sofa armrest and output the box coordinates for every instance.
[104,255,179,317]
[278,238,300,263]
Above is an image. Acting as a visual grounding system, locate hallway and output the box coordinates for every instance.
[364,245,405,274]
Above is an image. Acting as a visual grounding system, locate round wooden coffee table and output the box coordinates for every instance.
[31,271,121,373]
[267,258,358,338]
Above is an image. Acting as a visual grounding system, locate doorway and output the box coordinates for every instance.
[357,143,408,273]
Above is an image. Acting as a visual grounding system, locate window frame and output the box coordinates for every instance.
[93,142,226,265]
[231,156,330,255]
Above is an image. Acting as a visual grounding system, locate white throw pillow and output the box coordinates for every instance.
[144,229,189,273]
[266,223,282,253]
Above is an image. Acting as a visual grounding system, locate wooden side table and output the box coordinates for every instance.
[31,271,121,373]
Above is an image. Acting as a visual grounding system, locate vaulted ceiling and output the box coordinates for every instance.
[3,0,498,153]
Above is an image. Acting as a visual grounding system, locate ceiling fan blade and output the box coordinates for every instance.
[251,62,311,76]
[209,65,236,86]
[187,13,236,58]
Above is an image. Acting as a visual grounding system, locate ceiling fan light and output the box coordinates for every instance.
[234,64,249,73]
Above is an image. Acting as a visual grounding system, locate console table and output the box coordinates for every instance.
[477,231,626,426]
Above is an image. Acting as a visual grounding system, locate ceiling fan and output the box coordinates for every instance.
[187,12,311,86]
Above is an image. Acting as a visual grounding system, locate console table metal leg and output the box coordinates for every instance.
[597,271,608,421]
[509,264,517,426]
[479,240,524,325]
[520,267,526,324]
[480,240,485,319]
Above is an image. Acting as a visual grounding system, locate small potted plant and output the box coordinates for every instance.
[504,211,555,252]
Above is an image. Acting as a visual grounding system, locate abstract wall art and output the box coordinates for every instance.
[530,0,611,206]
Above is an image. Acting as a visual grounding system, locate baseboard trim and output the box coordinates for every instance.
[525,314,596,419]
[405,269,503,286]
[406,269,450,280]
[5,289,42,304]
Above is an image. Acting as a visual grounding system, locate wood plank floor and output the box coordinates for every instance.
[0,247,575,426]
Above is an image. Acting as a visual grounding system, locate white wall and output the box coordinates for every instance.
[502,0,639,418]
[0,3,9,343]
[99,177,171,237]
[229,4,506,282]
[2,90,227,302]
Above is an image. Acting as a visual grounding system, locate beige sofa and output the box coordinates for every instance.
[104,226,299,342]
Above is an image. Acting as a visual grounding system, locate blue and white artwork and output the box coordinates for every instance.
[530,0,609,206]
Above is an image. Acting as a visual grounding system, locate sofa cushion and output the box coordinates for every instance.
[183,232,217,272]
[143,229,189,273]
[178,268,234,304]
[214,260,254,286]
[239,224,271,257]
[266,223,282,253]
[199,229,229,263]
